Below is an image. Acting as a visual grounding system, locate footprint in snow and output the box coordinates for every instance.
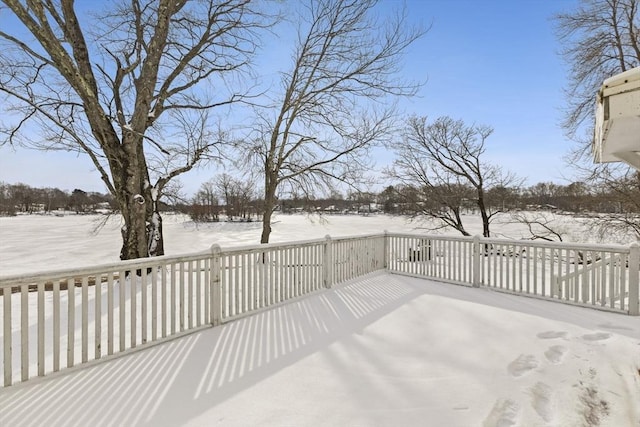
[597,322,632,331]
[483,398,520,427]
[544,345,568,364]
[507,354,539,377]
[530,382,554,423]
[536,331,567,339]
[581,332,611,341]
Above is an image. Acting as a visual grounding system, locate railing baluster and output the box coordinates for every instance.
[152,266,158,341]
[575,252,581,302]
[67,278,75,369]
[307,245,312,293]
[131,269,137,348]
[283,248,289,300]
[82,276,88,363]
[531,247,536,294]
[245,253,250,311]
[234,254,240,316]
[141,269,148,343]
[295,246,301,296]
[180,262,186,331]
[188,261,193,330]
[171,263,176,335]
[457,240,461,282]
[53,280,61,372]
[600,251,606,306]
[510,244,515,291]
[609,255,616,308]
[196,259,202,327]
[619,254,627,310]
[21,284,29,381]
[220,255,227,320]
[107,272,114,356]
[203,258,209,326]
[95,274,102,360]
[518,244,524,292]
[3,286,12,386]
[275,248,281,302]
[267,249,273,303]
[589,251,596,305]
[119,270,126,352]
[37,282,45,377]
[313,244,319,290]
[258,251,264,309]
[540,247,546,297]
[582,251,589,304]
[552,248,559,298]
[161,266,167,338]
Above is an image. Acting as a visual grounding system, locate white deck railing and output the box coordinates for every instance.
[1,233,638,387]
[387,234,639,313]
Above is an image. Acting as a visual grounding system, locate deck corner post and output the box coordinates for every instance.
[628,242,639,316]
[383,230,389,270]
[210,243,222,325]
[472,235,481,287]
[324,235,333,289]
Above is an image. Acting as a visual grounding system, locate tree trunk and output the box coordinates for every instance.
[477,190,490,238]
[261,172,277,244]
[453,209,471,236]
[147,204,164,257]
[118,186,165,260]
[117,133,165,260]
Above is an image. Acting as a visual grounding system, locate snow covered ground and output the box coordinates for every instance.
[0,213,639,426]
[0,210,605,276]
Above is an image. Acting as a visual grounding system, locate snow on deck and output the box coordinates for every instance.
[1,272,639,427]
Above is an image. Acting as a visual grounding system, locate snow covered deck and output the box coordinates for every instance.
[1,272,638,427]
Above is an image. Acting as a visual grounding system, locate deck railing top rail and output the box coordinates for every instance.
[0,249,212,286]
[390,231,632,253]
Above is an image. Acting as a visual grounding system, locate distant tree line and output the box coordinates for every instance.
[382,177,639,215]
[0,182,114,216]
[5,171,638,240]
[182,172,639,220]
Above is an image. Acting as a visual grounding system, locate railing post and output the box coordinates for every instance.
[324,235,333,289]
[210,244,222,326]
[472,235,481,287]
[629,242,639,316]
[383,230,389,270]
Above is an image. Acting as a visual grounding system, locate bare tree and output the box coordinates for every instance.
[214,172,258,220]
[190,179,220,223]
[585,166,640,241]
[554,0,640,148]
[509,212,567,242]
[0,0,268,259]
[243,0,425,243]
[390,116,521,237]
[554,0,640,240]
[385,166,475,236]
[6,183,36,213]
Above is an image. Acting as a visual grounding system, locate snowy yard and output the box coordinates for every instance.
[0,213,639,426]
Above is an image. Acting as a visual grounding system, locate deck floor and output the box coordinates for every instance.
[1,272,639,427]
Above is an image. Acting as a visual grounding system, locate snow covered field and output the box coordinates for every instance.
[0,210,607,276]
[1,213,639,426]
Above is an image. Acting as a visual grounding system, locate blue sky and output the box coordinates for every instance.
[0,0,583,196]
